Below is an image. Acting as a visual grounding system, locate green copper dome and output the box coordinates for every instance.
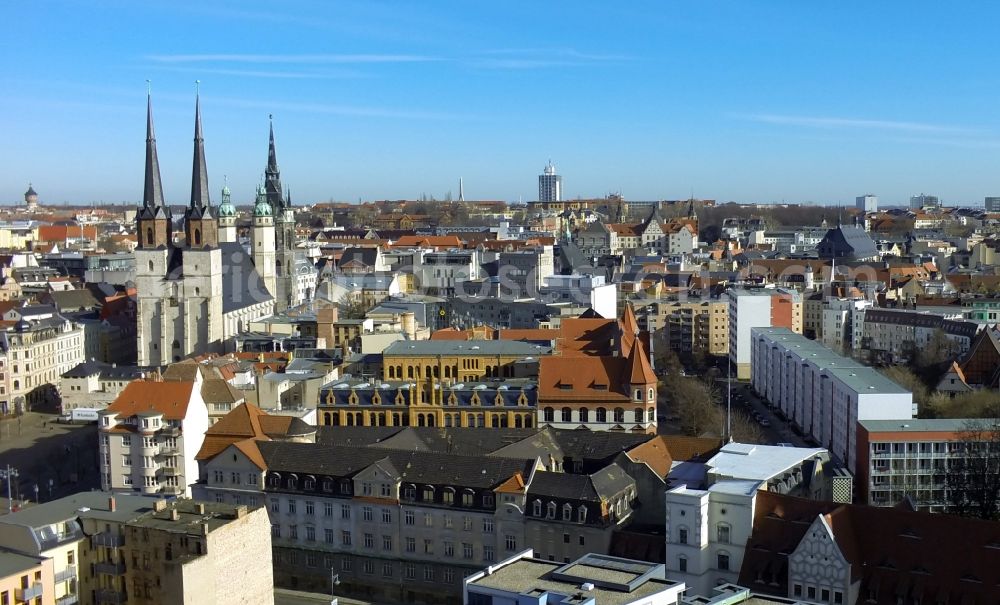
[218,184,236,217]
[253,184,272,217]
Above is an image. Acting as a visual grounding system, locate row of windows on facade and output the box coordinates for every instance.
[674,551,731,573]
[384,363,514,380]
[328,389,531,407]
[542,406,655,423]
[273,526,521,556]
[271,499,500,529]
[263,475,498,508]
[676,523,732,545]
[102,435,177,449]
[274,549,464,584]
[324,411,534,429]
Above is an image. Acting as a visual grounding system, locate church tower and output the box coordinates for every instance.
[135,90,175,366]
[252,184,277,300]
[265,118,297,311]
[183,92,218,249]
[218,180,237,243]
[180,90,224,359]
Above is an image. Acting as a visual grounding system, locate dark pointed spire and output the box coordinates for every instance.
[265,114,284,212]
[190,83,211,211]
[143,88,166,211]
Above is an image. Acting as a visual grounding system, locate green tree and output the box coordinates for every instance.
[940,410,1000,520]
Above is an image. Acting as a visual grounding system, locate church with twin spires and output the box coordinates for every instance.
[134,92,312,366]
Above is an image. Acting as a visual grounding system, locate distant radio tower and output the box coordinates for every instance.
[458,178,465,202]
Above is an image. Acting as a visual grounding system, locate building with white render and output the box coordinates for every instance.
[750,328,913,472]
[728,288,802,380]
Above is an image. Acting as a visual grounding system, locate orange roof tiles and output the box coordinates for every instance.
[105,380,195,420]
[493,472,526,494]
[390,235,463,249]
[625,436,672,478]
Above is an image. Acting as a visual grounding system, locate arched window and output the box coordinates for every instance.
[613,407,625,423]
[648,407,655,421]
[562,503,572,520]
[577,505,587,523]
[634,389,642,401]
[546,501,556,519]
[146,227,153,245]
[648,388,655,401]
[634,408,643,423]
[194,229,201,246]
[579,408,589,422]
[388,366,395,379]
[172,340,180,349]
[596,407,606,423]
[148,260,154,272]
[561,407,572,422]
[543,407,554,422]
[408,366,414,379]
[532,500,542,517]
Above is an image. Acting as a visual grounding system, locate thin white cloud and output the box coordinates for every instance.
[152,66,369,80]
[146,53,438,64]
[210,96,469,121]
[469,47,631,69]
[736,113,978,135]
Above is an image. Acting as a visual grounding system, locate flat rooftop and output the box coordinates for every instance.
[469,554,677,605]
[706,442,827,482]
[0,492,158,528]
[859,418,972,434]
[0,549,44,577]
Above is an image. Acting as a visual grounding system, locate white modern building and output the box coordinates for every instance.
[728,288,802,380]
[855,194,878,213]
[538,161,562,203]
[820,297,872,353]
[750,328,913,472]
[540,274,617,320]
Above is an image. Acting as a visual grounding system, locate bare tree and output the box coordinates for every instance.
[940,409,1000,520]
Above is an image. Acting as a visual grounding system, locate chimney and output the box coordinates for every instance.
[169,508,179,521]
[200,523,209,536]
[108,496,116,513]
[194,503,205,515]
[153,499,167,512]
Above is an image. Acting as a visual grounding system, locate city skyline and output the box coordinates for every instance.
[5,2,1000,205]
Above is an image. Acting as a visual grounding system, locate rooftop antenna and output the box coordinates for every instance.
[146,79,151,95]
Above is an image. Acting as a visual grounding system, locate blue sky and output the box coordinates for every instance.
[4,1,1000,206]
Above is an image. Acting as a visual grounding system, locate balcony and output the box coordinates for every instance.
[162,485,185,496]
[159,425,181,437]
[157,445,179,456]
[92,532,124,548]
[55,565,78,583]
[95,588,128,604]
[16,583,44,601]
[94,561,126,576]
[156,466,179,477]
[56,594,79,605]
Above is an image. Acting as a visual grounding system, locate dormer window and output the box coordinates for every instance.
[532,500,542,517]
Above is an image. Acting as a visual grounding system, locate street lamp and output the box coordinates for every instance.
[47,479,53,501]
[32,484,38,504]
[0,465,19,514]
[329,571,341,605]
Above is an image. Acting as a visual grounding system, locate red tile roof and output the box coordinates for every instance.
[105,380,196,420]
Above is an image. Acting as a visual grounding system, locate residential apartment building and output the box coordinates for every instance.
[111,500,273,605]
[859,308,980,365]
[98,375,210,497]
[0,304,85,414]
[856,418,986,512]
[728,288,802,380]
[196,439,637,605]
[0,549,52,605]
[59,362,152,413]
[638,298,729,358]
[820,297,872,353]
[538,274,617,320]
[750,328,913,472]
[490,246,554,298]
[0,492,161,605]
[415,250,480,297]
